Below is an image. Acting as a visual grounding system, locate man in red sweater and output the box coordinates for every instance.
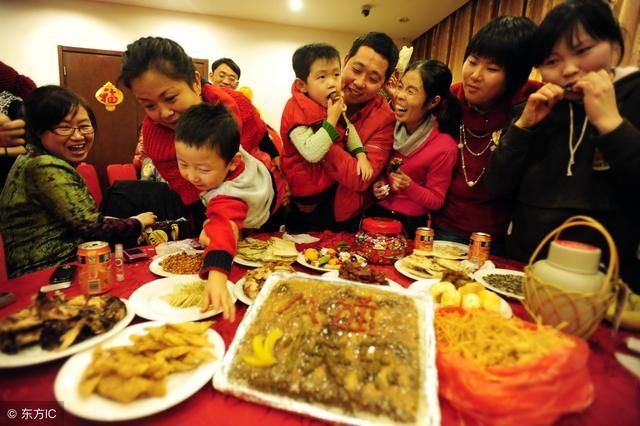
[320,33,399,230]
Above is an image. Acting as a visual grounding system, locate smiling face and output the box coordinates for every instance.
[298,57,342,107]
[341,46,389,107]
[40,106,94,164]
[175,141,240,192]
[394,69,430,134]
[539,24,615,100]
[130,69,202,130]
[210,63,239,89]
[461,55,507,108]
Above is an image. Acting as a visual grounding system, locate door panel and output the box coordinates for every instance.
[59,46,208,191]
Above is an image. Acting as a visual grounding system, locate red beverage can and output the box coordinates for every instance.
[77,241,112,295]
[414,227,435,252]
[468,232,491,266]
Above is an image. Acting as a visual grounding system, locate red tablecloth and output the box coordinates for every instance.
[1,231,638,426]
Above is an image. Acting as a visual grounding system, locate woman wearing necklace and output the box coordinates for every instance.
[369,60,460,238]
[486,0,640,288]
[431,16,542,254]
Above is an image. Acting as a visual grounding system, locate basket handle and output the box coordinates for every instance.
[527,215,618,293]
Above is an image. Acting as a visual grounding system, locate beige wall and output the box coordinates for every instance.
[0,0,360,130]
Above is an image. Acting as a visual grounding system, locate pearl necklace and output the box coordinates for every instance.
[566,103,589,177]
[458,124,501,187]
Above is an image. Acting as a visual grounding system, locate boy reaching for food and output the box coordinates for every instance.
[280,43,373,231]
[174,103,285,322]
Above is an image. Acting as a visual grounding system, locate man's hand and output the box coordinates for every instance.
[0,113,26,148]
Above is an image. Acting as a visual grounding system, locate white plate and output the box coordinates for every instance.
[473,268,525,300]
[408,280,512,318]
[321,270,405,290]
[149,250,204,277]
[394,259,442,282]
[0,298,134,369]
[233,256,263,268]
[295,252,338,272]
[54,321,225,422]
[129,276,237,322]
[233,278,254,306]
[430,240,469,260]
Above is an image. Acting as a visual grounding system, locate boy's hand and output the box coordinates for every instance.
[326,95,344,127]
[356,153,374,181]
[201,270,236,322]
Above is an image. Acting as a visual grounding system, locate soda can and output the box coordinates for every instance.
[468,232,491,266]
[77,241,112,295]
[415,227,435,252]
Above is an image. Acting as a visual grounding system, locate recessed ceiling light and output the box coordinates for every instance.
[399,17,409,23]
[290,0,303,11]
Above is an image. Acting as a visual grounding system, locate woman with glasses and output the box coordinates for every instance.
[0,85,156,277]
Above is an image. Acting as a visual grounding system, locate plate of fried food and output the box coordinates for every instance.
[234,237,299,268]
[129,276,236,322]
[297,247,367,272]
[149,250,204,277]
[0,292,134,368]
[395,252,473,281]
[413,240,469,260]
[321,261,405,289]
[54,321,224,421]
[234,262,295,305]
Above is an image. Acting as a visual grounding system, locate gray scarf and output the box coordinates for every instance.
[393,114,435,156]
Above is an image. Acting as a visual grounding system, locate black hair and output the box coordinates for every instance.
[119,36,196,89]
[23,85,97,147]
[210,57,241,78]
[404,60,461,137]
[532,0,624,67]
[292,43,341,81]
[175,103,239,165]
[465,16,537,97]
[347,32,399,80]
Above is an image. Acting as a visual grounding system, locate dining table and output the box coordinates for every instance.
[1,230,638,426]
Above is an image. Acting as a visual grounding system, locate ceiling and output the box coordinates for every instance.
[90,0,470,43]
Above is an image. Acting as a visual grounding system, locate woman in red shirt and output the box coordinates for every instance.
[431,16,542,255]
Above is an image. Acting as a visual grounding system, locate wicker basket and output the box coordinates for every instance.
[522,215,622,338]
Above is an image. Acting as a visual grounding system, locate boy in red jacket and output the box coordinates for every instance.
[281,43,373,232]
[175,103,285,321]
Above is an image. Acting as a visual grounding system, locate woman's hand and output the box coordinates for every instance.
[575,69,623,134]
[201,270,236,321]
[389,170,412,192]
[134,211,156,228]
[515,83,564,129]
[372,179,390,199]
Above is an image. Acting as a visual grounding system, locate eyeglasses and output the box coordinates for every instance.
[51,125,95,136]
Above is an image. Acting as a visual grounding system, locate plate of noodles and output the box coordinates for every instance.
[129,276,236,322]
[149,251,204,277]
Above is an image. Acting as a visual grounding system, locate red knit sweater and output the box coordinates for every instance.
[432,80,542,237]
[142,84,269,206]
[0,61,37,98]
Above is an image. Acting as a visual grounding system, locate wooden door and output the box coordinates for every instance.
[58,46,209,190]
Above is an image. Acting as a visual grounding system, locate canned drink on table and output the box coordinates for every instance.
[77,241,112,295]
[415,227,435,252]
[468,232,491,266]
